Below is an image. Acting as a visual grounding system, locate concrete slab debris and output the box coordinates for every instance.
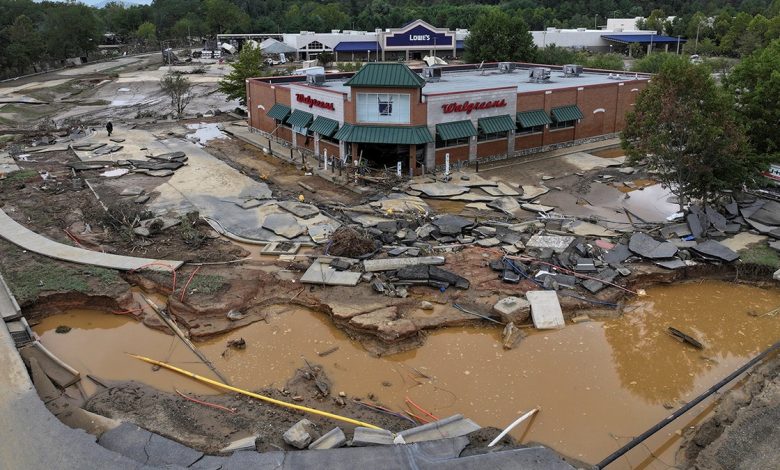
[220,435,259,453]
[308,223,336,244]
[526,234,575,254]
[486,197,522,216]
[300,259,361,286]
[19,341,79,388]
[747,200,780,226]
[456,174,498,187]
[687,213,704,239]
[309,427,347,450]
[519,185,550,201]
[283,419,317,449]
[351,427,394,446]
[409,182,469,197]
[449,192,496,202]
[236,199,264,209]
[263,213,306,239]
[526,290,565,329]
[364,256,445,272]
[521,203,555,213]
[119,186,145,196]
[492,296,531,324]
[261,241,300,255]
[278,201,320,219]
[628,232,678,259]
[476,237,501,247]
[691,240,739,262]
[482,182,521,197]
[564,220,618,237]
[395,414,481,444]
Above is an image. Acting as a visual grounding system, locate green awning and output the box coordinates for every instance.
[267,103,291,121]
[309,116,339,137]
[436,120,477,141]
[516,109,552,128]
[285,109,314,128]
[333,124,433,145]
[550,105,583,122]
[477,115,515,134]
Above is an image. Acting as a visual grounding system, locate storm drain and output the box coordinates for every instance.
[7,318,33,347]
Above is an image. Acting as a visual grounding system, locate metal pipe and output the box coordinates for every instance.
[593,339,780,469]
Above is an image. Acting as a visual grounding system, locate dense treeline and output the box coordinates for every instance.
[2,0,780,76]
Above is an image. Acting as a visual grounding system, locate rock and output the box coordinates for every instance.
[774,269,780,281]
[226,309,245,321]
[571,314,591,324]
[221,435,259,452]
[283,419,317,449]
[133,227,151,237]
[493,297,531,324]
[502,322,526,349]
[420,301,434,310]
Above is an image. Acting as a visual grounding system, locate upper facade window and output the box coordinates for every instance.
[356,93,410,124]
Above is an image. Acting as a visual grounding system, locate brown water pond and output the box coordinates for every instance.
[33,280,780,468]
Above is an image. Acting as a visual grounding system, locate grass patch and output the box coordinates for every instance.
[1,169,38,183]
[184,274,226,296]
[739,244,780,269]
[6,264,91,304]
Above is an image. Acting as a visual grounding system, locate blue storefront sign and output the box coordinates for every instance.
[386,25,453,47]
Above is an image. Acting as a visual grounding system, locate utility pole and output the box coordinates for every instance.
[695,22,701,53]
[676,36,681,54]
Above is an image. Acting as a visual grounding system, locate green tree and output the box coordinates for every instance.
[631,52,680,73]
[464,9,535,63]
[160,73,193,118]
[42,3,101,59]
[534,45,577,65]
[204,0,250,34]
[3,15,44,75]
[136,21,156,43]
[727,40,780,161]
[581,53,624,71]
[218,44,266,106]
[317,51,334,67]
[622,57,758,207]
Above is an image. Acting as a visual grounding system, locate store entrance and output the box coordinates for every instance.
[357,143,410,172]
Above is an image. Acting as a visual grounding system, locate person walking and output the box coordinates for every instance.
[106,121,113,137]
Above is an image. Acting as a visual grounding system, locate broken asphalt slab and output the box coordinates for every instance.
[691,240,739,262]
[262,213,306,239]
[98,422,203,467]
[628,232,678,260]
[409,182,469,198]
[432,214,475,235]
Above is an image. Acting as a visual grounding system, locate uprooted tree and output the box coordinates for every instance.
[160,72,194,118]
[621,56,763,209]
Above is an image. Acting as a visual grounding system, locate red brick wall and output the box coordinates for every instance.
[477,139,508,158]
[247,79,292,135]
[319,140,340,158]
[516,133,543,150]
[435,145,469,165]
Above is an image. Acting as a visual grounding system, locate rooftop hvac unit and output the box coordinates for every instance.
[421,66,442,81]
[498,62,516,73]
[307,74,326,86]
[529,67,551,82]
[562,64,583,77]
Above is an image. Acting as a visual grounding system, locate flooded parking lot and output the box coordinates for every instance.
[33,280,780,467]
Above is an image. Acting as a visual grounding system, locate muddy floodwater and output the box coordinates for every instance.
[34,281,780,467]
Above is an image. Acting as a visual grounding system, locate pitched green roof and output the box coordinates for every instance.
[267,103,291,121]
[477,115,515,134]
[285,109,314,128]
[309,116,339,137]
[516,109,552,128]
[436,120,477,141]
[551,105,583,122]
[333,124,433,145]
[344,63,426,88]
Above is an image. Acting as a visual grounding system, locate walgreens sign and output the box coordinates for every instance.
[296,93,335,111]
[441,99,507,114]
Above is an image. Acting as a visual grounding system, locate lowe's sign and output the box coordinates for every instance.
[386,25,453,47]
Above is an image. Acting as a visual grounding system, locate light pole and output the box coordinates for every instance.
[367,49,370,62]
[594,14,599,29]
[676,36,681,54]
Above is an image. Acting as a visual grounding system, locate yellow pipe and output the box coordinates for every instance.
[129,354,384,430]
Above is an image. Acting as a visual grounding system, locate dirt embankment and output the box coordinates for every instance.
[678,354,780,469]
